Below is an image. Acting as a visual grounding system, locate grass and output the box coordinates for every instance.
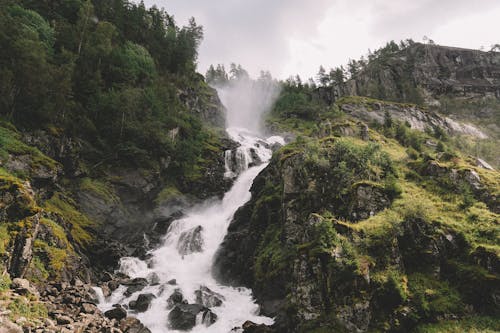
[7,296,48,321]
[155,185,182,204]
[0,124,60,178]
[336,95,421,109]
[414,316,500,333]
[80,177,118,203]
[44,192,96,247]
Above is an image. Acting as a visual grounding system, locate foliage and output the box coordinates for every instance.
[8,296,48,320]
[414,316,500,333]
[0,273,11,292]
[44,192,95,247]
[0,0,210,182]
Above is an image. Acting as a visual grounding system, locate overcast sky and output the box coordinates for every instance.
[142,0,500,79]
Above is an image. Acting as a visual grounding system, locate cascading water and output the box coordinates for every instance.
[95,127,284,332]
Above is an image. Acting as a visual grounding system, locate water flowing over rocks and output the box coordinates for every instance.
[177,225,204,255]
[93,128,282,332]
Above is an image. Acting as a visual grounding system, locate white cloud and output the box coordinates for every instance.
[142,0,500,79]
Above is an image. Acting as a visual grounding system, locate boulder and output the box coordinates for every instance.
[130,293,155,312]
[201,309,218,326]
[167,289,186,309]
[119,317,152,333]
[177,226,204,255]
[123,278,148,296]
[242,321,275,333]
[195,286,224,307]
[167,304,205,331]
[104,305,127,320]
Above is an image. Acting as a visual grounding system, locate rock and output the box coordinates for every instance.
[81,303,98,314]
[11,278,30,290]
[167,289,186,309]
[108,280,120,292]
[195,286,224,307]
[104,305,127,321]
[348,183,391,221]
[167,279,177,285]
[476,158,494,170]
[147,272,160,286]
[55,314,73,325]
[167,304,205,331]
[129,293,155,312]
[8,214,40,279]
[0,318,23,333]
[242,321,274,333]
[123,278,148,296]
[119,317,152,333]
[177,225,204,255]
[201,309,217,326]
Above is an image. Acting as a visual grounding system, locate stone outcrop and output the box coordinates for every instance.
[214,136,500,332]
[339,98,488,138]
[348,43,500,103]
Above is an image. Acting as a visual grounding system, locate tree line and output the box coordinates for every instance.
[0,0,210,174]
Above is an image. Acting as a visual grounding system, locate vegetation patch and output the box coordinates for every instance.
[44,193,95,247]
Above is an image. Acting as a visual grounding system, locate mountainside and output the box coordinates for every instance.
[0,1,235,331]
[347,43,500,103]
[217,44,500,332]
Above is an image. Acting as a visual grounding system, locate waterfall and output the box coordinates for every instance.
[95,128,284,332]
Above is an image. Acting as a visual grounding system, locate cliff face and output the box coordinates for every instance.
[347,43,500,103]
[215,122,500,332]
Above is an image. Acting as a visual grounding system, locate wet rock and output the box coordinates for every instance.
[201,309,218,326]
[130,293,155,312]
[147,272,160,286]
[177,226,204,255]
[104,305,127,320]
[195,286,224,307]
[242,321,275,333]
[167,289,186,309]
[123,278,148,296]
[152,211,183,235]
[167,304,205,331]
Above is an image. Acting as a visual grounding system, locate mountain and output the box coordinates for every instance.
[0,2,498,332]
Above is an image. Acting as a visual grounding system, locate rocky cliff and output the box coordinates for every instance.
[347,43,500,103]
[0,84,233,330]
[215,120,499,332]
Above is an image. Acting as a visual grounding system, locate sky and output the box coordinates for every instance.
[142,0,500,79]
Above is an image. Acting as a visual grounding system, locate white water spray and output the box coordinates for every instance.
[95,83,284,332]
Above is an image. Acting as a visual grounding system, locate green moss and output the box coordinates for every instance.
[0,170,40,221]
[27,255,49,283]
[0,273,11,292]
[0,124,60,176]
[408,273,464,320]
[80,178,118,203]
[155,185,182,204]
[372,270,409,309]
[254,224,290,284]
[0,225,9,254]
[44,192,95,247]
[7,297,48,321]
[336,95,421,109]
[33,240,68,273]
[414,316,500,333]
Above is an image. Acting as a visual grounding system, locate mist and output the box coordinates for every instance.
[214,76,281,134]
